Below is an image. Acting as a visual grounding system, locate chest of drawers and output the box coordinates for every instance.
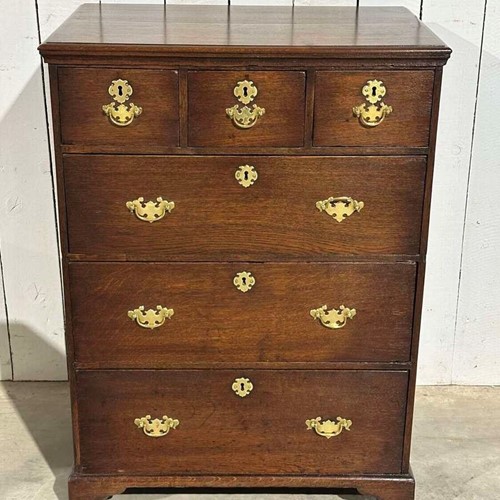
[39,4,450,499]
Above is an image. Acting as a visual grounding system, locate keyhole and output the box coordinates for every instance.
[243,86,248,97]
[118,85,123,96]
[242,277,247,285]
[244,171,249,181]
[240,382,245,391]
[372,86,377,97]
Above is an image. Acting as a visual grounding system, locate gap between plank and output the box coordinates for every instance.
[451,0,489,384]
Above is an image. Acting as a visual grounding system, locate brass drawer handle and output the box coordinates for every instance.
[128,305,174,329]
[134,415,179,438]
[233,271,255,293]
[316,196,364,222]
[102,79,143,127]
[306,417,352,439]
[353,79,392,127]
[310,305,356,329]
[126,197,175,223]
[235,164,258,188]
[226,80,265,129]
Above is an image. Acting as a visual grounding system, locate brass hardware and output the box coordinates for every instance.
[235,165,258,188]
[233,271,255,293]
[232,377,254,398]
[353,79,393,127]
[233,80,258,105]
[126,197,175,223]
[128,305,174,330]
[310,305,356,329]
[134,415,179,438]
[316,196,364,223]
[306,417,352,439]
[226,80,265,129]
[102,79,143,126]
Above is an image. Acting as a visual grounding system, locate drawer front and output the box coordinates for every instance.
[188,71,306,147]
[77,370,408,475]
[314,71,434,147]
[64,155,426,258]
[70,262,416,366]
[58,68,179,149]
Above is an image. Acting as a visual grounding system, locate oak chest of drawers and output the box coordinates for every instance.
[39,4,450,499]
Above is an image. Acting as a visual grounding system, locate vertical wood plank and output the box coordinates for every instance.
[453,0,500,385]
[0,0,65,380]
[417,0,487,384]
[359,0,421,17]
[105,0,165,4]
[0,252,12,380]
[166,1,228,5]
[294,1,356,6]
[232,0,291,5]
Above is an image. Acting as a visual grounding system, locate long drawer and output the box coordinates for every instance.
[76,369,408,475]
[64,155,426,259]
[70,262,416,366]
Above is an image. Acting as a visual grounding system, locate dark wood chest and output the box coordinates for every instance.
[39,4,450,499]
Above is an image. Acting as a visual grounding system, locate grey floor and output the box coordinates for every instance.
[0,384,498,500]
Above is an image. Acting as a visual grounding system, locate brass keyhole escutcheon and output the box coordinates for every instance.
[233,79,258,105]
[233,271,255,292]
[235,165,258,188]
[232,377,253,398]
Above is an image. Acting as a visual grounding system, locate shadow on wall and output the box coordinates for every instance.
[1,323,71,500]
[0,64,66,381]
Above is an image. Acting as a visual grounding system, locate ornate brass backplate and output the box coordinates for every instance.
[232,377,254,398]
[226,79,266,129]
[134,415,179,438]
[102,78,143,126]
[128,305,174,330]
[316,196,364,222]
[310,305,356,329]
[305,416,352,439]
[235,164,258,188]
[233,271,255,292]
[126,197,175,223]
[353,79,393,127]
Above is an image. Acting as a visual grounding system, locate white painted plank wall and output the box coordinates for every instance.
[0,0,65,380]
[0,0,498,384]
[419,1,488,384]
[453,0,500,385]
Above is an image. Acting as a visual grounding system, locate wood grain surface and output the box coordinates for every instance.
[314,71,435,147]
[69,262,416,366]
[188,71,305,147]
[39,4,450,62]
[63,155,426,259]
[76,369,408,476]
[58,67,179,150]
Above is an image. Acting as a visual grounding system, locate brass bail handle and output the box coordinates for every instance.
[306,416,352,439]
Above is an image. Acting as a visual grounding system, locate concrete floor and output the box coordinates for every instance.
[0,384,498,500]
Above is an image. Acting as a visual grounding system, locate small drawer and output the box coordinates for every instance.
[70,262,416,367]
[188,71,306,147]
[64,155,426,259]
[58,68,179,150]
[76,369,407,475]
[314,71,434,147]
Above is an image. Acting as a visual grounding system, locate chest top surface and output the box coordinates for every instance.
[39,3,450,61]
